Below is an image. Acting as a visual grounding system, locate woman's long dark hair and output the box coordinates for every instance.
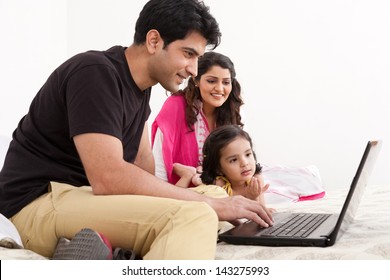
[174,51,244,131]
[200,125,262,184]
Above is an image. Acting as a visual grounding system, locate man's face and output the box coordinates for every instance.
[150,31,207,93]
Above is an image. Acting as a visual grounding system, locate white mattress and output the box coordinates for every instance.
[1,134,388,260]
[1,185,389,260]
[216,184,390,259]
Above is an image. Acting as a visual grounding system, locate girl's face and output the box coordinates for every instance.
[218,137,256,187]
[197,65,232,112]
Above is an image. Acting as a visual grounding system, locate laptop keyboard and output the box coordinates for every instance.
[260,213,332,238]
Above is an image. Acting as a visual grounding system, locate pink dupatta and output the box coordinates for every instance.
[151,95,199,184]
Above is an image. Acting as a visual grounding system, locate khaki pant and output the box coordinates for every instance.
[11,182,228,260]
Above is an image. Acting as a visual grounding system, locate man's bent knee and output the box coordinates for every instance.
[144,201,218,260]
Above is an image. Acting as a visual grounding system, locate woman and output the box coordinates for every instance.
[151,51,244,185]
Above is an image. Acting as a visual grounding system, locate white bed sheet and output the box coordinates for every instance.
[216,184,390,260]
[1,185,389,260]
[0,135,387,260]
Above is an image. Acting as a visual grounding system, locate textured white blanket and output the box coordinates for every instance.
[1,185,389,260]
[216,184,390,259]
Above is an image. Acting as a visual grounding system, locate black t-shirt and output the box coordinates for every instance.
[0,46,151,218]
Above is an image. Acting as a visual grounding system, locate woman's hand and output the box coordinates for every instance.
[173,163,197,188]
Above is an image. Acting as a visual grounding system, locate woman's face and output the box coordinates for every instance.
[197,65,232,111]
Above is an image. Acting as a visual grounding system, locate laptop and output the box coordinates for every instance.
[218,140,382,247]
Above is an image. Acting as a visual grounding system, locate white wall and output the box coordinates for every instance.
[206,0,390,190]
[0,0,389,189]
[0,0,68,134]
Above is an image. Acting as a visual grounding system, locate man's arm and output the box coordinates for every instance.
[73,132,273,227]
[134,122,155,175]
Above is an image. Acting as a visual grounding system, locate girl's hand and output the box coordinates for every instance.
[251,173,276,213]
[244,177,265,200]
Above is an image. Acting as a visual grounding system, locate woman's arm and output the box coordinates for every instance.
[152,128,168,181]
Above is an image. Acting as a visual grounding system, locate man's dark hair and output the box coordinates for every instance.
[134,0,221,49]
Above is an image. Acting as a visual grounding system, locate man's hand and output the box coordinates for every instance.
[205,195,274,227]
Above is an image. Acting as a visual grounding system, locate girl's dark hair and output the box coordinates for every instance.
[200,125,262,184]
[175,51,244,131]
[134,0,221,49]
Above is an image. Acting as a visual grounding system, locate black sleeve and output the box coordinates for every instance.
[66,65,124,140]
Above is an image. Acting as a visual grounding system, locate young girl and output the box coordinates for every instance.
[175,125,269,204]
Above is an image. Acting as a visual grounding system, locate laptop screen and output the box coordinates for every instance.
[334,140,382,240]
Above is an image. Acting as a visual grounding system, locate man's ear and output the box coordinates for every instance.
[146,29,161,54]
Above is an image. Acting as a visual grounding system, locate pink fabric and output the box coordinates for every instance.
[151,95,199,184]
[263,164,326,203]
[298,191,326,202]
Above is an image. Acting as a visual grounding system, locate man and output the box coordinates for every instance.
[0,0,272,260]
